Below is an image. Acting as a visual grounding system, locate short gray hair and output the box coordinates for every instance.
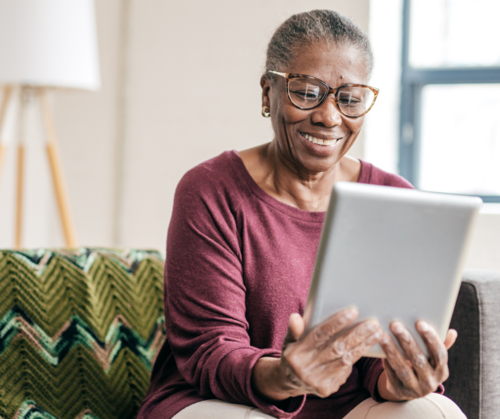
[265,10,373,80]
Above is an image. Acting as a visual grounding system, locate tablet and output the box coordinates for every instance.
[304,182,482,358]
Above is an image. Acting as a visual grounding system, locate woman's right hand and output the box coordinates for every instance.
[252,307,383,401]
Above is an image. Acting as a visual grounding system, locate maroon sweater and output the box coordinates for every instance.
[138,151,414,419]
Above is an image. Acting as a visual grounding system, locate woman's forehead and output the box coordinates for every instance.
[289,42,368,84]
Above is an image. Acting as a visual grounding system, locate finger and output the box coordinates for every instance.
[305,325,382,395]
[379,332,420,391]
[382,358,406,397]
[290,313,305,341]
[340,324,383,366]
[338,319,381,356]
[382,359,418,400]
[282,313,305,349]
[391,321,434,386]
[382,358,398,383]
[306,307,358,348]
[316,319,382,366]
[444,329,458,350]
[416,321,449,381]
[301,358,354,398]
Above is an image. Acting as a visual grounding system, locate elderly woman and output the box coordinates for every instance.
[138,10,465,419]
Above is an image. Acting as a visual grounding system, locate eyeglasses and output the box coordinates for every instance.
[268,71,379,118]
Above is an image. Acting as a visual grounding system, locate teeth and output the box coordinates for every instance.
[302,133,339,146]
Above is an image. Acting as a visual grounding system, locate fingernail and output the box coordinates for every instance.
[392,322,405,334]
[381,335,391,345]
[418,321,430,332]
[345,307,357,320]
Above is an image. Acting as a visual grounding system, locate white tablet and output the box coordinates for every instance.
[304,182,482,358]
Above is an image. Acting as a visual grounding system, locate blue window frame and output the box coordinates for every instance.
[399,0,500,203]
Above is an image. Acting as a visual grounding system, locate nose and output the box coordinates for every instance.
[310,93,343,127]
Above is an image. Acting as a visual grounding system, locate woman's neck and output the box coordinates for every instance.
[239,142,361,212]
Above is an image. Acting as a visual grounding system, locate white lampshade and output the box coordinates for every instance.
[0,0,100,90]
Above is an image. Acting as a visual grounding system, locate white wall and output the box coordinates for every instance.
[0,0,369,251]
[119,0,369,249]
[365,0,402,175]
[465,206,500,271]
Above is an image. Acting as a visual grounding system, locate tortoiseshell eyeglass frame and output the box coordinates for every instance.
[268,71,379,118]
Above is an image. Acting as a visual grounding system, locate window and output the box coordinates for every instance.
[400,0,500,202]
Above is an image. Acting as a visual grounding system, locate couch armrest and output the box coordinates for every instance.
[445,270,500,419]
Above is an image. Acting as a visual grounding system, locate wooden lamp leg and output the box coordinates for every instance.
[14,88,27,249]
[15,143,25,249]
[0,86,13,188]
[38,88,78,248]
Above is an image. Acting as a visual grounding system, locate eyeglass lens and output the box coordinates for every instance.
[287,77,375,116]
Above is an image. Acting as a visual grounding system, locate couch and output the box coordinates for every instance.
[446,269,500,419]
[0,248,498,419]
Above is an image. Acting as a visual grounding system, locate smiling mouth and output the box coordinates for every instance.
[300,132,341,146]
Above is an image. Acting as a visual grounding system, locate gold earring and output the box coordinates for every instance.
[261,106,270,118]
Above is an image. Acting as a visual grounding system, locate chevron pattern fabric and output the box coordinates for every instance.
[0,248,166,419]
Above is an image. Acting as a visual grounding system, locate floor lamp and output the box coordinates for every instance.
[0,0,100,248]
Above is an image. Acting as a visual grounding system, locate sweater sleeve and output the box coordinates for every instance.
[164,168,305,418]
[356,357,385,401]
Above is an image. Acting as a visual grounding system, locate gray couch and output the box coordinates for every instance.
[446,270,500,419]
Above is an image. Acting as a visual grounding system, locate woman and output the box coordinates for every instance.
[139,10,465,419]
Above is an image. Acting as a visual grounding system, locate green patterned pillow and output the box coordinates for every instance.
[0,248,166,419]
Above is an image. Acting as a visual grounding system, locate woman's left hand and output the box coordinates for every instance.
[377,320,457,401]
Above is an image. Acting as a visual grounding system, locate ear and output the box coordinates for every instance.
[260,75,271,108]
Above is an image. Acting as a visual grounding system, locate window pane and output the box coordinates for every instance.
[409,0,500,68]
[419,84,500,195]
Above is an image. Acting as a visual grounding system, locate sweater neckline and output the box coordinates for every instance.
[227,150,371,223]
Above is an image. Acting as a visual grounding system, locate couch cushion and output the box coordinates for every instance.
[445,270,500,419]
[446,281,481,419]
[0,248,165,419]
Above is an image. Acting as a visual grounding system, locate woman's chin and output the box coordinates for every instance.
[293,152,342,175]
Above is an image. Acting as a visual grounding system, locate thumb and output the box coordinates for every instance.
[282,313,305,349]
[444,329,458,350]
